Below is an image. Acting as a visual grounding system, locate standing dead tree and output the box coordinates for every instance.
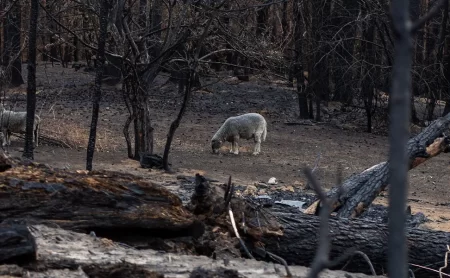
[85,0,112,171]
[119,0,191,160]
[23,0,39,160]
[162,1,225,172]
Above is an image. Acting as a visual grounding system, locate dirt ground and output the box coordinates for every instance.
[3,62,450,231]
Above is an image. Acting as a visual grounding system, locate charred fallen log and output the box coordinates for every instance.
[0,224,383,278]
[0,154,203,244]
[305,113,450,218]
[187,175,449,278]
[254,208,450,278]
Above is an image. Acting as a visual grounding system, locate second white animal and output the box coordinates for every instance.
[0,108,40,147]
[211,113,267,155]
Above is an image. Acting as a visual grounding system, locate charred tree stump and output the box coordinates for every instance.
[306,113,450,218]
[257,209,450,278]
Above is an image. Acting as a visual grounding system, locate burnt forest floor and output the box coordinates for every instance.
[2,62,450,231]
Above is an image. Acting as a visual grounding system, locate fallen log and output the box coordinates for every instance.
[0,224,384,278]
[187,175,448,278]
[305,113,450,218]
[256,208,450,278]
[0,154,203,244]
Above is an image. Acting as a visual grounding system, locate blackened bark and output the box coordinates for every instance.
[86,0,111,171]
[23,0,39,160]
[313,113,450,220]
[0,163,200,243]
[258,210,450,278]
[162,71,192,171]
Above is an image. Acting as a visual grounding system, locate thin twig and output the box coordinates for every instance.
[228,203,254,259]
[440,245,450,278]
[338,250,376,276]
[410,263,450,277]
[266,250,293,277]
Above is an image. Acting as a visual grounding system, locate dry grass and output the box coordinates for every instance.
[41,117,122,152]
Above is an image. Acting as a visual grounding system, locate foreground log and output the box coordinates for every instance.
[305,113,450,218]
[256,208,450,278]
[0,224,383,278]
[188,175,447,277]
[0,156,203,242]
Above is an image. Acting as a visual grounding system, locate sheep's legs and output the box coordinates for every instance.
[230,138,239,154]
[252,135,262,155]
[252,142,261,155]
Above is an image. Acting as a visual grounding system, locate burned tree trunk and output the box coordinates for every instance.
[162,70,193,171]
[305,113,450,218]
[86,0,111,171]
[256,210,450,278]
[23,0,39,160]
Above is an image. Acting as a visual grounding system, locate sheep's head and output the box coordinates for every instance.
[211,139,222,154]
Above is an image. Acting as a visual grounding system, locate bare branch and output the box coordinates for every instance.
[411,0,447,34]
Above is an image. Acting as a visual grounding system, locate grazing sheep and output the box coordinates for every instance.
[211,113,267,155]
[0,109,41,147]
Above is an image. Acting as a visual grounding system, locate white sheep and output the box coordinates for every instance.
[211,113,267,155]
[0,109,41,148]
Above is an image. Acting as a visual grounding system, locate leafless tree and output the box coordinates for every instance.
[23,0,39,160]
[86,0,112,171]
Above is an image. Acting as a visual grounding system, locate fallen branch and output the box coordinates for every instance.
[306,113,450,218]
